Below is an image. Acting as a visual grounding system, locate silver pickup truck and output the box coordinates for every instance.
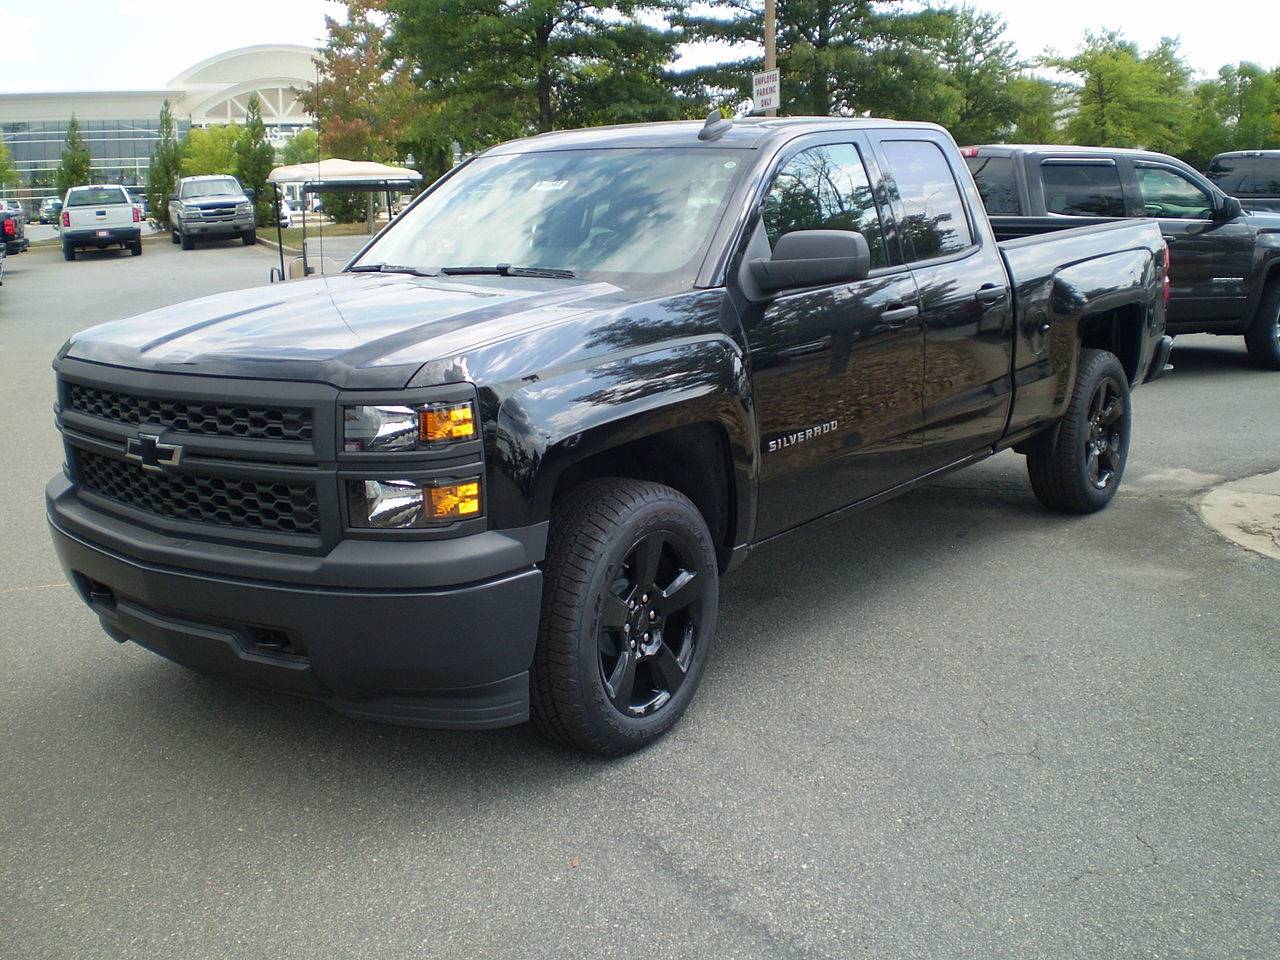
[168,175,257,250]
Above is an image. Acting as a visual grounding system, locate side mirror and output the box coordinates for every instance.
[748,230,871,294]
[1216,195,1243,220]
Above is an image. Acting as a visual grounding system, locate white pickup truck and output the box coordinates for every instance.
[61,185,143,261]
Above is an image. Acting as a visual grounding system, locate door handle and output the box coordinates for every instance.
[881,304,919,328]
[975,285,1008,305]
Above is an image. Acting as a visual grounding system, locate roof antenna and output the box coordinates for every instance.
[698,108,733,142]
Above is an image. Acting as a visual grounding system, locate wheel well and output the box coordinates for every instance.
[1079,304,1144,384]
[551,422,736,571]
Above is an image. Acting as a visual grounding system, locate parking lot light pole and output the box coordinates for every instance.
[764,0,777,117]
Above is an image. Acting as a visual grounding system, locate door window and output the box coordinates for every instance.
[762,143,888,268]
[1136,166,1214,220]
[1207,155,1252,195]
[881,140,974,261]
[965,155,1021,214]
[1040,162,1125,217]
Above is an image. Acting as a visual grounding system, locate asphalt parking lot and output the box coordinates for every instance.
[2,240,1277,959]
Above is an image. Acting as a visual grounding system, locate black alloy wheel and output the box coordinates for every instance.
[598,531,707,718]
[1026,347,1132,514]
[1245,281,1280,370]
[531,478,719,756]
[1084,377,1126,490]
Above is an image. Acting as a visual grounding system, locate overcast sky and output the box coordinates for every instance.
[0,0,1275,94]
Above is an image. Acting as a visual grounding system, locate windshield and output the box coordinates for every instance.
[182,178,242,198]
[355,148,749,292]
[66,187,130,207]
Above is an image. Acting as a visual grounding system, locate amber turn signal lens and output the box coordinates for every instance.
[427,480,481,520]
[419,401,476,443]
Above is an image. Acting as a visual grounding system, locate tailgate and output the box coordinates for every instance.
[66,201,134,231]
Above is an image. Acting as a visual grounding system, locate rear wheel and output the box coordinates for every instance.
[242,230,256,246]
[531,479,719,756]
[1026,348,1132,514]
[62,241,75,262]
[1244,281,1280,370]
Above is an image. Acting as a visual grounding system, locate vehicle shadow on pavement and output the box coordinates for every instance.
[1167,341,1256,376]
[42,477,1076,790]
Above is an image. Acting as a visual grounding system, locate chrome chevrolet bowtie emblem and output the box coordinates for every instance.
[125,433,183,473]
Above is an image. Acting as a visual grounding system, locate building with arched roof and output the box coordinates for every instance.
[0,45,318,205]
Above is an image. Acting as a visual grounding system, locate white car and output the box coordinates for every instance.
[61,185,142,261]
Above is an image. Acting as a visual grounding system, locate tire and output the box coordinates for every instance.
[62,241,75,262]
[129,240,142,256]
[242,230,256,246]
[1244,280,1280,371]
[531,479,719,756]
[180,231,194,251]
[1026,348,1132,514]
[170,228,179,245]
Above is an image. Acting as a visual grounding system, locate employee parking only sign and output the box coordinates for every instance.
[752,70,780,113]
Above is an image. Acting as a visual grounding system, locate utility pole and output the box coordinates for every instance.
[764,0,777,117]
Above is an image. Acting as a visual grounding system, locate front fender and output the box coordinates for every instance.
[485,336,756,543]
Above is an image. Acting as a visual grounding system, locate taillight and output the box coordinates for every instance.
[2,218,13,237]
[133,206,141,223]
[1161,242,1172,307]
[61,211,70,228]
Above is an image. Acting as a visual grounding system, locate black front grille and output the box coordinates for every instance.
[67,383,313,442]
[76,450,320,535]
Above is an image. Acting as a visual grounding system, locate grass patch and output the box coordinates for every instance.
[273,222,377,247]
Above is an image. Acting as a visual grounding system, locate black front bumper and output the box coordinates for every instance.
[47,476,546,729]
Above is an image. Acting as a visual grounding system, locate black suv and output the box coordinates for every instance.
[1207,150,1280,213]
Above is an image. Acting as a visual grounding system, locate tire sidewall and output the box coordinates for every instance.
[572,497,718,751]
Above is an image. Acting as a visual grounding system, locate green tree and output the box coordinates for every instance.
[1042,31,1191,151]
[386,0,690,151]
[1007,75,1062,142]
[146,100,183,226]
[932,6,1021,144]
[676,0,953,120]
[0,135,18,192]
[235,93,276,225]
[55,114,93,196]
[180,125,242,177]
[280,128,320,165]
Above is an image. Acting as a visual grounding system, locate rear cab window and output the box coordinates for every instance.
[1039,161,1126,217]
[1253,157,1280,196]
[66,187,130,207]
[881,139,974,261]
[763,142,889,268]
[965,155,1021,214]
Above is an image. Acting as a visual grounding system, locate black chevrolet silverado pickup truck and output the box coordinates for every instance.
[964,144,1280,369]
[47,118,1170,755]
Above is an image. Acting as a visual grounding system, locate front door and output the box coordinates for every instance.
[1133,162,1253,323]
[743,137,925,539]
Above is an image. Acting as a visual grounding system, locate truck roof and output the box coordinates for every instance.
[965,144,1182,163]
[180,174,240,181]
[486,116,951,155]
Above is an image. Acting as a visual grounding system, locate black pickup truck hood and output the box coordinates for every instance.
[63,272,628,388]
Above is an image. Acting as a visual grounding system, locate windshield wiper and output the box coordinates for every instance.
[440,264,576,280]
[349,263,438,277]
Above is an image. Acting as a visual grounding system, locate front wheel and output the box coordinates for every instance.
[1026,348,1132,514]
[129,239,142,256]
[180,231,194,251]
[242,230,256,246]
[1244,281,1280,370]
[531,479,719,756]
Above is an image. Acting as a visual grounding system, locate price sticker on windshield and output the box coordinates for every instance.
[530,180,569,192]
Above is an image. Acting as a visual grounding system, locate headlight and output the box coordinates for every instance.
[346,477,482,529]
[343,400,476,452]
[236,202,252,214]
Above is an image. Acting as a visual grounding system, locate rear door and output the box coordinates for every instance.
[870,131,1014,469]
[743,133,924,538]
[1130,161,1252,322]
